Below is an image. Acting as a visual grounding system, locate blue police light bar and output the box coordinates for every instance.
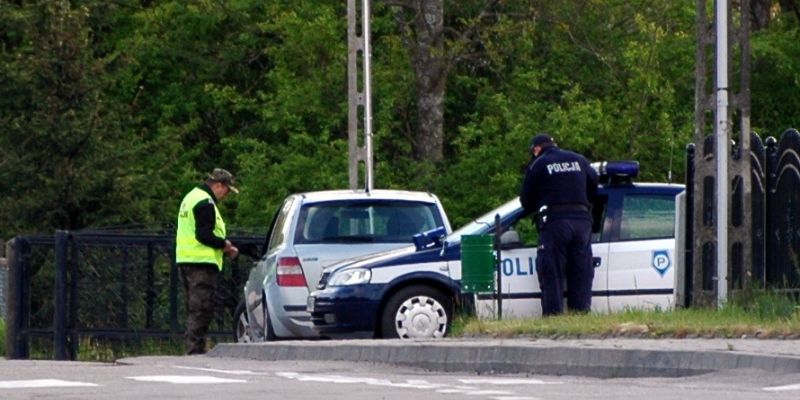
[591,160,639,183]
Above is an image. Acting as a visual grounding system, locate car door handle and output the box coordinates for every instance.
[593,257,602,268]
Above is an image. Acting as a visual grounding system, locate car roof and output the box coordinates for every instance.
[617,182,685,189]
[600,182,685,193]
[293,189,440,203]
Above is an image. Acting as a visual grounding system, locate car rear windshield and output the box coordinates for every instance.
[294,200,443,244]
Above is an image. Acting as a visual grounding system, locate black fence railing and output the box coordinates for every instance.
[5,229,264,360]
[685,129,800,303]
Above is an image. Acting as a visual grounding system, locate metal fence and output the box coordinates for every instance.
[5,229,264,360]
[1,266,6,319]
[1,241,7,319]
[685,129,800,304]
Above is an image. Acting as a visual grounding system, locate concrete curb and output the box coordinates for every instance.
[208,340,800,378]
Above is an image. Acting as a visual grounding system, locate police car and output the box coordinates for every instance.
[308,161,685,339]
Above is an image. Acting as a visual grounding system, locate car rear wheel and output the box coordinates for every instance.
[381,286,452,339]
[263,296,277,341]
[233,300,251,343]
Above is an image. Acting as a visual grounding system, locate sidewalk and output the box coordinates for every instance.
[209,338,800,378]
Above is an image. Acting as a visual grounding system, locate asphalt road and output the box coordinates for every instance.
[1,356,800,400]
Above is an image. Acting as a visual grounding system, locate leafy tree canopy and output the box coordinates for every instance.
[1,0,798,236]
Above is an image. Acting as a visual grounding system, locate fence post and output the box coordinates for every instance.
[7,238,30,359]
[146,243,155,329]
[764,136,777,285]
[54,230,69,360]
[119,248,129,328]
[68,238,78,360]
[494,214,502,320]
[1,239,6,320]
[683,143,696,308]
[170,245,179,334]
[750,132,767,287]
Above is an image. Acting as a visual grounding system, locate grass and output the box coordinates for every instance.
[21,335,230,362]
[454,290,800,339]
[75,337,185,362]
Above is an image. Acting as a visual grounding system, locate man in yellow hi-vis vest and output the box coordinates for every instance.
[176,168,239,354]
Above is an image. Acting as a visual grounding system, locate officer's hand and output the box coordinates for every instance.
[223,240,239,259]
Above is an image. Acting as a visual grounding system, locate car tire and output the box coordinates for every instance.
[381,285,452,339]
[233,300,252,343]
[263,296,277,341]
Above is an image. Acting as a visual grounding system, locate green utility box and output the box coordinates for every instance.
[461,234,495,293]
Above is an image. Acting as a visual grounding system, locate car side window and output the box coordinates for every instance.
[619,194,675,240]
[591,194,608,243]
[267,198,295,252]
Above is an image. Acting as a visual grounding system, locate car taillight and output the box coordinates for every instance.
[277,257,307,287]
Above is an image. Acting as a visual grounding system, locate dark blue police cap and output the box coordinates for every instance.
[530,133,554,150]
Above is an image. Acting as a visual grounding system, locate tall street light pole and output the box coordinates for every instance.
[715,0,729,307]
[347,0,374,191]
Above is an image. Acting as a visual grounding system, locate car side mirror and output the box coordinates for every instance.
[413,226,447,251]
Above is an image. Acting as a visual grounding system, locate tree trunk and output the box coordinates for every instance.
[751,0,772,30]
[392,0,447,163]
[413,0,446,163]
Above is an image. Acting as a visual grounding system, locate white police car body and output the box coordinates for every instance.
[308,162,685,338]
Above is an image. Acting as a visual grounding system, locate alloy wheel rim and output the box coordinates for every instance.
[394,295,447,339]
[236,312,251,343]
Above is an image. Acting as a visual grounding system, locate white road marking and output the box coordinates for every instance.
[126,375,246,384]
[435,388,513,395]
[763,383,800,392]
[276,371,548,398]
[0,379,99,389]
[491,397,541,400]
[173,366,266,375]
[460,378,560,385]
[276,372,446,389]
[437,388,477,394]
[461,390,516,396]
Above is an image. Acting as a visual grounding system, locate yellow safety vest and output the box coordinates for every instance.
[175,187,226,270]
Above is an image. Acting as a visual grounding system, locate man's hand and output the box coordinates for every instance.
[223,240,239,259]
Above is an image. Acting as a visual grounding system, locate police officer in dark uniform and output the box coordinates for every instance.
[520,133,599,316]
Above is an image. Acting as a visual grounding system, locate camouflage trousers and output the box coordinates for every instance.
[179,263,219,355]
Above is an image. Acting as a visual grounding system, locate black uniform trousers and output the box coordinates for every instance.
[179,263,219,354]
[535,217,594,316]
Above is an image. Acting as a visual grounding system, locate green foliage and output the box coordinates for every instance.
[751,25,800,135]
[434,0,698,222]
[0,0,150,237]
[729,288,800,321]
[0,0,799,239]
[76,337,184,362]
